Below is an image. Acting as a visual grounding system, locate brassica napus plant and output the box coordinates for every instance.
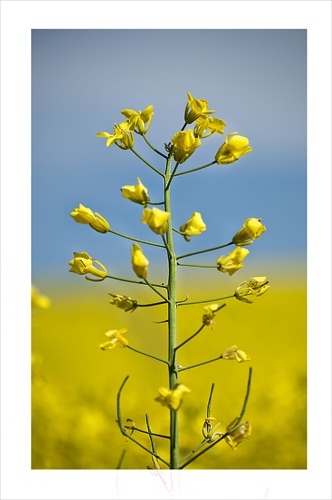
[68,92,269,469]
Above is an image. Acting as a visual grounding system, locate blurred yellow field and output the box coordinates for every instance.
[32,273,306,470]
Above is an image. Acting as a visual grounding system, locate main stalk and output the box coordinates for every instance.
[164,153,179,469]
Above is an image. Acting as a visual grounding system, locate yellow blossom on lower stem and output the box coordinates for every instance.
[141,207,170,235]
[96,120,134,149]
[121,178,150,205]
[221,345,251,363]
[217,247,249,276]
[68,251,107,280]
[155,383,191,411]
[70,204,110,233]
[131,244,149,279]
[202,303,221,330]
[225,420,251,450]
[232,218,266,246]
[99,328,129,350]
[31,285,51,309]
[109,294,138,312]
[235,277,270,303]
[179,212,206,242]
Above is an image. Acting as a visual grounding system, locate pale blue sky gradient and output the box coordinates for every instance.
[32,29,307,283]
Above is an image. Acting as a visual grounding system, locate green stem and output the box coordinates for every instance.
[127,345,169,365]
[174,324,205,351]
[116,449,126,469]
[179,439,209,465]
[206,383,215,418]
[178,356,221,372]
[165,161,180,190]
[174,160,217,177]
[164,153,179,469]
[108,228,164,248]
[131,424,170,440]
[177,242,233,260]
[142,134,168,159]
[136,300,168,308]
[131,148,165,178]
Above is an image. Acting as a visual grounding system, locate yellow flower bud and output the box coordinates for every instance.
[184,92,214,124]
[215,132,252,165]
[232,218,266,246]
[131,244,149,279]
[171,130,201,164]
[217,247,249,276]
[70,204,110,233]
[221,345,251,363]
[121,105,154,134]
[155,383,191,411]
[121,178,150,205]
[202,417,224,442]
[68,251,107,280]
[141,207,170,235]
[109,294,138,312]
[179,212,206,242]
[99,328,129,350]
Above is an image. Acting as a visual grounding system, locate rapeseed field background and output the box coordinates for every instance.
[32,268,306,470]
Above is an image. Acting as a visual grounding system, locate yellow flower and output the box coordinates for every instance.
[96,120,134,149]
[179,212,206,242]
[217,247,249,276]
[68,251,107,280]
[31,285,51,309]
[131,243,149,279]
[184,92,214,124]
[121,178,150,205]
[225,420,251,450]
[235,277,270,303]
[121,105,154,134]
[155,383,191,411]
[141,207,170,235]
[109,294,138,312]
[221,345,251,363]
[171,130,201,164]
[70,204,110,233]
[99,328,129,350]
[215,132,252,165]
[232,218,266,246]
[202,303,221,330]
[194,116,226,138]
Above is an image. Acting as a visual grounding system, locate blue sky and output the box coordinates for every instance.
[32,29,307,283]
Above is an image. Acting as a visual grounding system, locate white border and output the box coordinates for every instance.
[1,2,331,499]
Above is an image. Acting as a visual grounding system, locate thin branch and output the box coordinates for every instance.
[177,242,233,260]
[178,356,221,372]
[142,134,168,159]
[127,345,169,366]
[207,383,215,418]
[178,296,234,306]
[108,228,164,248]
[174,324,205,351]
[174,160,217,177]
[131,148,165,178]
[144,278,170,302]
[105,275,168,289]
[116,376,170,468]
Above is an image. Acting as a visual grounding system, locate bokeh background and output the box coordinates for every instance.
[31,29,307,470]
